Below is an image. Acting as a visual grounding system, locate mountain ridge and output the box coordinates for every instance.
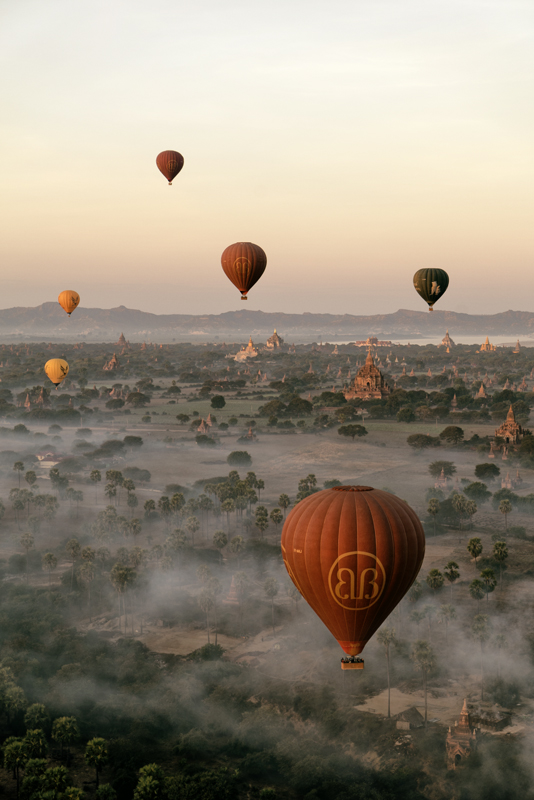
[1,303,534,342]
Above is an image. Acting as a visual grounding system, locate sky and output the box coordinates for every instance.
[0,0,533,317]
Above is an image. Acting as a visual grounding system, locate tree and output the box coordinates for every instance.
[227,451,252,467]
[13,461,24,488]
[4,738,27,795]
[499,499,512,532]
[24,703,49,732]
[407,434,440,450]
[90,469,102,504]
[256,478,265,499]
[411,640,435,727]
[264,577,279,634]
[376,627,396,718]
[410,610,425,633]
[426,569,444,594]
[255,506,269,539]
[278,494,290,516]
[25,470,37,489]
[469,579,485,612]
[427,499,440,535]
[428,461,456,478]
[198,589,214,644]
[42,552,57,585]
[24,728,47,758]
[480,568,497,603]
[474,463,500,482]
[79,562,96,621]
[85,737,109,789]
[213,530,227,562]
[229,535,245,566]
[493,541,509,585]
[185,515,200,546]
[52,716,79,761]
[408,580,423,603]
[443,561,460,599]
[396,407,415,423]
[270,508,283,529]
[463,481,492,505]
[467,537,483,568]
[438,604,456,645]
[110,563,136,633]
[439,426,464,445]
[211,395,226,409]
[337,424,368,441]
[65,538,81,588]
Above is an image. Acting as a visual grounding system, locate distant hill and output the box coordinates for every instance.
[1,303,534,343]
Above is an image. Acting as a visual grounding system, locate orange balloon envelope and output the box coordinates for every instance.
[221,242,267,300]
[156,150,184,184]
[281,486,425,656]
[44,358,69,388]
[58,290,80,316]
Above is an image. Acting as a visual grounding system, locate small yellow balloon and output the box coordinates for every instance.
[58,290,80,316]
[44,359,69,388]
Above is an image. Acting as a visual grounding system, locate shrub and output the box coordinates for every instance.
[227,451,252,467]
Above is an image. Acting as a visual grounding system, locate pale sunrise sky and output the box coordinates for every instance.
[0,0,533,316]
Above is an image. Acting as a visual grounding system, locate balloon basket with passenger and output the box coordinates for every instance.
[341,657,364,670]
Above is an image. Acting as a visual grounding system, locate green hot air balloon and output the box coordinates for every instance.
[413,268,449,311]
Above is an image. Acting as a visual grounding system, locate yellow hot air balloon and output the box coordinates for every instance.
[58,290,80,316]
[44,359,69,388]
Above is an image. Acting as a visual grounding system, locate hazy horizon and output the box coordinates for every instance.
[1,0,533,317]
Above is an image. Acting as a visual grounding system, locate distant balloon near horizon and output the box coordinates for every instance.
[156,151,184,185]
[281,486,425,659]
[44,358,69,388]
[221,242,267,301]
[413,268,449,311]
[58,290,80,316]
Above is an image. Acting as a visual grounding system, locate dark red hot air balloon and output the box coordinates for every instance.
[156,151,184,185]
[221,242,267,300]
[281,486,425,662]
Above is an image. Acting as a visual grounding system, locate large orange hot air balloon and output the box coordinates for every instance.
[156,151,184,185]
[58,290,80,316]
[221,242,267,300]
[281,486,425,663]
[44,359,69,388]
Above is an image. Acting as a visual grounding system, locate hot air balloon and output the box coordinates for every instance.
[221,242,267,300]
[44,359,69,388]
[156,151,184,185]
[413,268,449,311]
[58,290,80,316]
[281,486,425,668]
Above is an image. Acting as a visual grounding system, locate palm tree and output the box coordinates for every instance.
[52,716,79,762]
[90,469,101,504]
[110,563,136,633]
[84,737,109,789]
[13,461,24,488]
[377,627,396,718]
[467,537,483,568]
[410,610,425,634]
[427,499,440,535]
[42,552,57,585]
[443,561,460,600]
[198,590,214,644]
[493,541,508,586]
[185,515,200,546]
[426,569,444,594]
[212,530,227,563]
[278,494,290,517]
[65,538,81,589]
[411,640,435,728]
[469,579,485,612]
[79,562,96,621]
[499,500,512,532]
[480,568,497,603]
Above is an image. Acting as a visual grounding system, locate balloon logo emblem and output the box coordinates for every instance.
[328,551,386,610]
[234,257,251,276]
